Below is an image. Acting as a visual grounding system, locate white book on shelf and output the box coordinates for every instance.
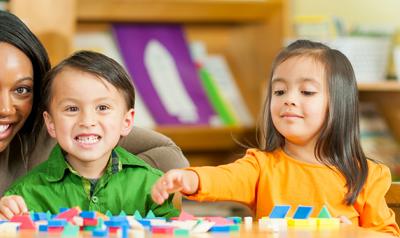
[74,31,156,128]
[204,55,254,126]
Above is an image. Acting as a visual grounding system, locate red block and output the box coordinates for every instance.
[83,218,98,226]
[55,207,81,222]
[152,226,175,234]
[10,215,36,230]
[48,227,64,233]
[109,227,120,233]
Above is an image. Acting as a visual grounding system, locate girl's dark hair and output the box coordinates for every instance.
[0,10,51,153]
[41,50,135,114]
[259,39,368,205]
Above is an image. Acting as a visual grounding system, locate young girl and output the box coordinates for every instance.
[151,40,400,236]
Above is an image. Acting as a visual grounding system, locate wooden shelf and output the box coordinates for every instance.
[76,0,281,23]
[358,81,400,92]
[156,126,256,152]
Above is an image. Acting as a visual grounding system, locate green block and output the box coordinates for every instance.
[318,206,332,218]
[62,224,79,236]
[145,210,156,219]
[119,210,127,217]
[134,210,143,220]
[105,210,113,218]
[229,224,240,231]
[174,229,189,236]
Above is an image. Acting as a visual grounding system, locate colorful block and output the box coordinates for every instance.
[292,206,313,219]
[269,205,291,218]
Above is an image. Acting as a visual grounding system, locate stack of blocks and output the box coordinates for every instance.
[259,205,340,232]
[0,207,244,237]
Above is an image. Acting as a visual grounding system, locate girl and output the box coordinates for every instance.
[151,40,400,236]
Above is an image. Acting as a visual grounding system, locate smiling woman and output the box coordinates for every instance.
[0,10,189,202]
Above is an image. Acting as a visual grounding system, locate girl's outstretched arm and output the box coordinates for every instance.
[152,169,199,205]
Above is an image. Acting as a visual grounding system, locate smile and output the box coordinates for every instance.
[75,135,101,144]
[0,124,10,133]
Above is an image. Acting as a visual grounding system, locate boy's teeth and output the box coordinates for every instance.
[0,125,10,133]
[76,135,99,144]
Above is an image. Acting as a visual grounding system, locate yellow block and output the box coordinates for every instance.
[288,218,317,227]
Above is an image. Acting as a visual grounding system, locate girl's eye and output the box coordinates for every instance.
[301,91,316,96]
[14,86,32,95]
[66,106,78,112]
[273,90,285,96]
[97,105,110,111]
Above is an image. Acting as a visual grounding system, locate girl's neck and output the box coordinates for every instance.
[283,141,321,165]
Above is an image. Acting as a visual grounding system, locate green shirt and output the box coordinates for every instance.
[5,144,179,218]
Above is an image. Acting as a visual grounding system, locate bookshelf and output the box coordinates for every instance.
[9,0,284,166]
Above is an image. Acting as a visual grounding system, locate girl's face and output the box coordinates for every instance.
[0,43,33,152]
[270,56,328,146]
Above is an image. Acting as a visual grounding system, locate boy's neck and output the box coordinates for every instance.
[65,152,112,179]
[283,140,321,165]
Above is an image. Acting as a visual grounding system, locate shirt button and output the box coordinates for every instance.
[91,196,99,203]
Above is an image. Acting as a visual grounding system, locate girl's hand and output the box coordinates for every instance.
[151,169,199,205]
[0,195,28,220]
[337,215,352,224]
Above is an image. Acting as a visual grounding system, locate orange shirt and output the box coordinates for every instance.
[186,148,399,236]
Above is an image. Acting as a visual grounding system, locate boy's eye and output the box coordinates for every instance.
[273,90,285,96]
[301,91,316,96]
[66,106,78,112]
[14,86,32,95]
[97,105,110,111]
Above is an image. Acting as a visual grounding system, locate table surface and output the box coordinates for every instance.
[15,223,394,238]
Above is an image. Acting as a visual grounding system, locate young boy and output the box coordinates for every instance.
[0,51,179,219]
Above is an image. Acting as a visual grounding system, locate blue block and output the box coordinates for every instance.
[104,220,124,227]
[38,225,48,232]
[33,212,48,221]
[269,205,291,218]
[210,225,231,232]
[48,219,68,227]
[80,211,96,219]
[92,229,109,237]
[137,219,151,227]
[293,206,313,219]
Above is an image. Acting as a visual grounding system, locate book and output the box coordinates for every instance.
[74,30,156,128]
[112,24,217,125]
[190,41,253,126]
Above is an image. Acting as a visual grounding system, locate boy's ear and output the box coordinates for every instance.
[121,109,135,136]
[43,111,57,138]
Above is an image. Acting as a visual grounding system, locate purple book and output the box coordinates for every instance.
[113,24,216,125]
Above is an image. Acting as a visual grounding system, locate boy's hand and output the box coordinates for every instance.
[0,195,28,220]
[151,169,199,205]
[338,215,352,224]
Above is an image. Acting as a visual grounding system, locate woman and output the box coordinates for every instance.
[0,10,189,196]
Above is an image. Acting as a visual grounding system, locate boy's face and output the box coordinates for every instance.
[270,56,328,146]
[43,67,134,168]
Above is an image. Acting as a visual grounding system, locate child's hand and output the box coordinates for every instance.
[0,195,28,220]
[152,169,199,205]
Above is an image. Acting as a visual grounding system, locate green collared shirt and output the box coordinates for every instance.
[5,144,179,218]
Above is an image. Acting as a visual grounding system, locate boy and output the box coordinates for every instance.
[0,51,179,218]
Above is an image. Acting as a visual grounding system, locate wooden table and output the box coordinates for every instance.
[16,223,394,238]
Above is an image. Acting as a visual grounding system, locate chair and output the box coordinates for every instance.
[386,182,400,225]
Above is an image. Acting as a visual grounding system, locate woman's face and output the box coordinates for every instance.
[0,43,33,152]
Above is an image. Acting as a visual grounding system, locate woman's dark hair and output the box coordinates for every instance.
[259,39,368,205]
[0,10,51,153]
[41,50,135,113]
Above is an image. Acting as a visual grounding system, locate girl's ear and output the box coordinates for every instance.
[121,109,135,136]
[43,111,57,138]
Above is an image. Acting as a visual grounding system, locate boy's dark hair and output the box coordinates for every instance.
[259,39,368,205]
[41,50,135,112]
[0,10,51,153]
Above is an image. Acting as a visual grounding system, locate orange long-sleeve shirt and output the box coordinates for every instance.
[186,148,399,236]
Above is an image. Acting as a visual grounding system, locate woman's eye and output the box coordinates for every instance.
[273,90,285,96]
[14,87,32,95]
